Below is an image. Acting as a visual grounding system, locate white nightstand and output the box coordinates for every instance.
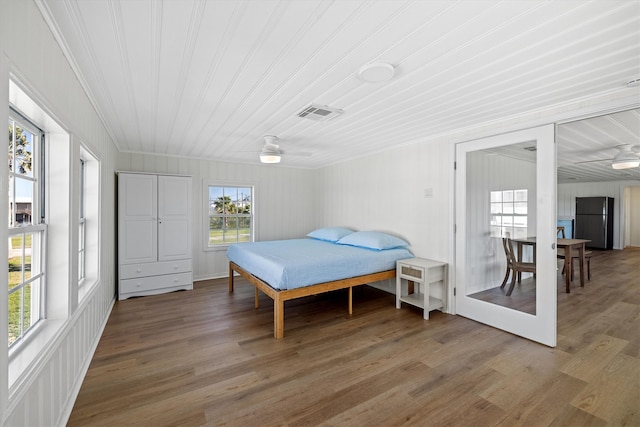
[396,257,448,319]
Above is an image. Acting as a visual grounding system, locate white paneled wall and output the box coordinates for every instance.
[1,1,118,425]
[117,153,320,281]
[558,180,640,249]
[318,142,454,301]
[320,142,453,264]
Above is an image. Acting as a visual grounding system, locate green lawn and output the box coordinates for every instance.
[8,257,32,345]
[10,234,31,248]
[8,235,32,345]
[209,228,251,244]
[8,255,30,286]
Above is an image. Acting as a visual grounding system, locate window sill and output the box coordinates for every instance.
[203,244,231,252]
[9,318,65,394]
[79,276,99,303]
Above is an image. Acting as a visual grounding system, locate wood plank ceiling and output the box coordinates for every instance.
[36,0,640,182]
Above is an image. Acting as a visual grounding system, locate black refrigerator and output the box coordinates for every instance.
[575,197,614,249]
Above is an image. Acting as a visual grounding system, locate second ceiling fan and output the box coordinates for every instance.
[575,144,640,169]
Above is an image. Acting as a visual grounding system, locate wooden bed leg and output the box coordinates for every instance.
[348,286,353,315]
[274,297,284,339]
[228,263,234,293]
[255,287,259,308]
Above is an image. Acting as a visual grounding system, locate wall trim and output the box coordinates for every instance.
[57,298,115,427]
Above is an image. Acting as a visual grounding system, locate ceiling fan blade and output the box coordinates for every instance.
[574,158,612,164]
[281,150,312,157]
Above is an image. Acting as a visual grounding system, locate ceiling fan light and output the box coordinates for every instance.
[611,149,640,169]
[611,159,640,169]
[260,153,281,164]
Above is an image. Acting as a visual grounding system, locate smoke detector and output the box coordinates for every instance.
[296,103,343,122]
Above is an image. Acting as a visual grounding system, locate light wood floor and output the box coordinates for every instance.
[469,249,615,315]
[68,248,639,426]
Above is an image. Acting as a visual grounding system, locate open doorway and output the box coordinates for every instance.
[556,108,640,250]
[623,185,640,247]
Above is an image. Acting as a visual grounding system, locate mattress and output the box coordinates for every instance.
[227,238,413,290]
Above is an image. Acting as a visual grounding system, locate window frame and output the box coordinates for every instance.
[78,158,86,284]
[76,144,100,303]
[8,110,47,349]
[204,182,254,250]
[490,189,529,239]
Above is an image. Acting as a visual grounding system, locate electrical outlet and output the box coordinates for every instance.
[424,188,433,198]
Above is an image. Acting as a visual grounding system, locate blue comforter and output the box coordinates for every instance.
[227,238,413,290]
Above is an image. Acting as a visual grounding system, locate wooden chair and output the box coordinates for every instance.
[556,225,592,281]
[556,226,566,262]
[501,236,536,296]
[559,249,592,281]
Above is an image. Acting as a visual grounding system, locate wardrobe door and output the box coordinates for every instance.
[118,173,157,264]
[157,175,192,261]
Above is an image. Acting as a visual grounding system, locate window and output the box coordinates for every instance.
[8,112,46,348]
[490,189,528,239]
[78,158,86,283]
[77,145,100,302]
[207,185,253,247]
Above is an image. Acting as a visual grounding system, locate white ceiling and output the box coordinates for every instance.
[36,0,640,181]
[557,109,640,183]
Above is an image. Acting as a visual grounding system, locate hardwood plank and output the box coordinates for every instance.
[68,248,640,426]
[318,387,417,426]
[560,334,629,381]
[286,360,431,426]
[570,353,640,425]
[549,405,609,427]
[601,301,640,357]
[497,372,589,426]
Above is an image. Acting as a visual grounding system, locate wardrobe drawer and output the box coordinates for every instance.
[120,259,192,279]
[119,272,193,294]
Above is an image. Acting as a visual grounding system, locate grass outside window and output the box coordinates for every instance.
[8,234,33,346]
[209,228,251,245]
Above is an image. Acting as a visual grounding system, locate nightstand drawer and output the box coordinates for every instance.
[400,265,423,280]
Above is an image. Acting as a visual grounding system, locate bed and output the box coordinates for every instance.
[227,228,413,338]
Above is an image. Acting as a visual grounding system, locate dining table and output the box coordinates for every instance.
[511,237,591,293]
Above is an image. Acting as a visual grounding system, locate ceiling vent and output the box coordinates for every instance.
[296,103,343,122]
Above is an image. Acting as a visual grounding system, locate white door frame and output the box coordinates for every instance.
[454,124,557,347]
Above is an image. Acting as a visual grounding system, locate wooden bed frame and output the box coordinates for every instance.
[228,261,396,339]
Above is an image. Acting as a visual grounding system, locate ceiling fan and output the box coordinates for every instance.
[258,135,311,164]
[575,144,640,169]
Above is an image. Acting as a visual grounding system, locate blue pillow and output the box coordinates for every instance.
[306,227,355,242]
[336,231,409,250]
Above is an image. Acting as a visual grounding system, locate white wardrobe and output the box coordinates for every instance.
[117,172,193,300]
